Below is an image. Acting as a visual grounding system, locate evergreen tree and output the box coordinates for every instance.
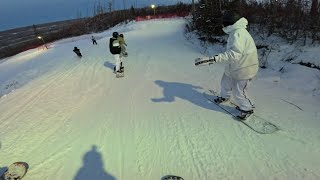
[193,0,223,35]
[310,0,319,16]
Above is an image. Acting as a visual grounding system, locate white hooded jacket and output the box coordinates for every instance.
[213,17,259,80]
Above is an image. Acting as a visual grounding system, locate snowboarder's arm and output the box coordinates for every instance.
[195,57,216,66]
[192,85,203,90]
[214,32,244,64]
[151,96,175,102]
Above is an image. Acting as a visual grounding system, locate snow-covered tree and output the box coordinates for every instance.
[193,0,223,35]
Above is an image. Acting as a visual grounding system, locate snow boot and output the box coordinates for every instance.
[237,109,254,120]
[214,97,228,104]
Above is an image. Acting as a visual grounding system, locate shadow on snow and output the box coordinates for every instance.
[0,166,7,176]
[151,80,224,113]
[74,145,116,180]
[104,61,114,71]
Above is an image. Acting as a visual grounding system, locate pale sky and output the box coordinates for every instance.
[0,0,191,31]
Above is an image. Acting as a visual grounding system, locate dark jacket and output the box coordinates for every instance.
[73,47,82,56]
[109,37,121,55]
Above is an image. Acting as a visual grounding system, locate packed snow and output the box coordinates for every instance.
[0,18,319,179]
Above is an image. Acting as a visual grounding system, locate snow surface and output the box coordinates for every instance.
[0,18,320,180]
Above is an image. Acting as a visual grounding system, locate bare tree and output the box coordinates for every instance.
[192,0,195,13]
[123,0,127,10]
[310,0,319,16]
[108,1,112,12]
[193,0,223,36]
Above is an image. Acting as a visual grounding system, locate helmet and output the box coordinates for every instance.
[112,32,119,38]
[222,11,241,27]
[119,34,124,38]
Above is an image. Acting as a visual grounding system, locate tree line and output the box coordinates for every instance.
[191,0,320,44]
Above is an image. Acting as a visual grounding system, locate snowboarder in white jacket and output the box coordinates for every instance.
[195,11,259,119]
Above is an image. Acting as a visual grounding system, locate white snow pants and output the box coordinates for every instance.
[220,73,255,111]
[113,54,122,71]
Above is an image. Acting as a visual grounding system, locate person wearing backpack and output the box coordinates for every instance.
[109,32,123,73]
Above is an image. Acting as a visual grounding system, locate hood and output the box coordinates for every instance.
[222,17,248,34]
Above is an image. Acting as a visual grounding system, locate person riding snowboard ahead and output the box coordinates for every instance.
[195,11,259,120]
[92,36,97,45]
[109,32,123,73]
[73,46,82,57]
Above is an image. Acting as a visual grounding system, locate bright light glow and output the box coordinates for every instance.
[38,36,42,39]
[14,49,46,61]
[151,4,156,9]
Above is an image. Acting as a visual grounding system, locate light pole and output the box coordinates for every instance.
[38,36,48,49]
[151,4,156,16]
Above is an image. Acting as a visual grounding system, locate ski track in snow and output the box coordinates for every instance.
[0,18,320,179]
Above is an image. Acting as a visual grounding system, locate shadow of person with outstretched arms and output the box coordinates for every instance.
[151,80,221,112]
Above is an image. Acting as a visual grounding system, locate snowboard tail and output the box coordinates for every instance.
[114,66,124,78]
[0,162,28,180]
[162,175,184,180]
[116,66,124,78]
[203,90,280,134]
[116,72,124,78]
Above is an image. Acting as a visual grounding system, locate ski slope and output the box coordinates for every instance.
[0,18,320,180]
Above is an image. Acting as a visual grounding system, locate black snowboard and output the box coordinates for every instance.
[162,175,184,180]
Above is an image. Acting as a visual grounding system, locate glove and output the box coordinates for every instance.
[194,57,216,66]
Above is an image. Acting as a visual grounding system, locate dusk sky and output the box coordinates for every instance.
[0,0,192,31]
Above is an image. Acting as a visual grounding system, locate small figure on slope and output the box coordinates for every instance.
[195,11,259,120]
[91,36,98,45]
[73,46,82,58]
